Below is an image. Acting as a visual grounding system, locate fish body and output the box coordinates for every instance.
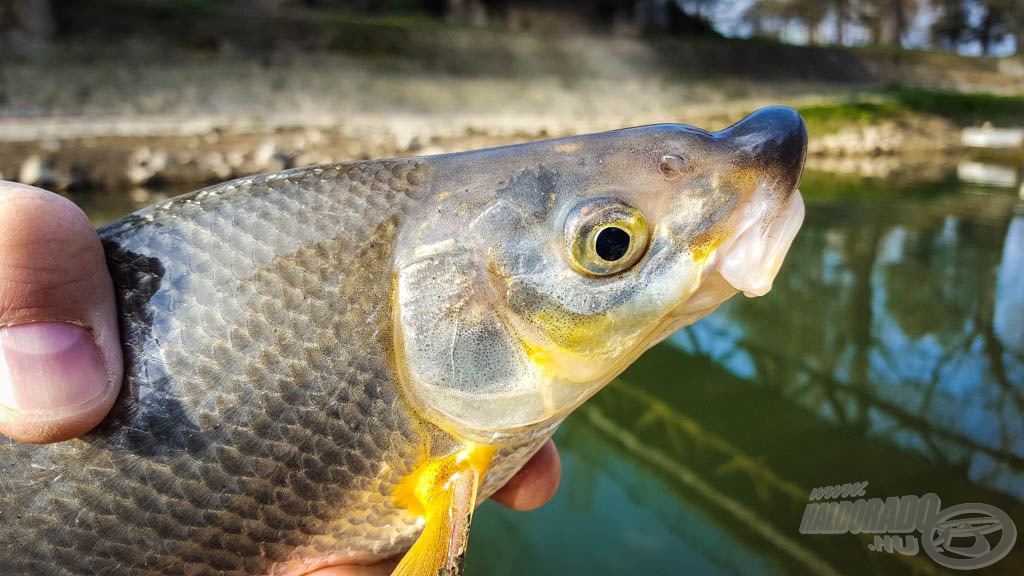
[0,107,807,576]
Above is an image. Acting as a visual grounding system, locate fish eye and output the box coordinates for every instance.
[595,226,630,261]
[565,198,649,276]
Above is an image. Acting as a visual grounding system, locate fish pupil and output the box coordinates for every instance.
[595,227,630,261]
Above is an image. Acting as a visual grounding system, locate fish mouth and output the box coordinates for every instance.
[651,184,804,345]
[649,107,806,345]
[705,104,807,297]
[715,187,805,297]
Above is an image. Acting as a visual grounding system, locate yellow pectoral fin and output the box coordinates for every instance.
[393,446,494,576]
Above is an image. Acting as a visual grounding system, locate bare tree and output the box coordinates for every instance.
[832,0,851,44]
[931,0,970,49]
[745,0,829,44]
[1000,0,1024,54]
[858,0,916,47]
[798,0,831,44]
[972,0,1016,55]
[744,0,790,38]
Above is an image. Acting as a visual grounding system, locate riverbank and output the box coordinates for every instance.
[0,87,1010,192]
[3,19,1024,191]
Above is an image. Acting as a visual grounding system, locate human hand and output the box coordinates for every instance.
[0,180,562,574]
[0,181,123,443]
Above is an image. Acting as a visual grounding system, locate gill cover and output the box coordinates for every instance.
[393,107,807,444]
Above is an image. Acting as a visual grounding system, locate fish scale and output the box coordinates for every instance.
[0,160,548,575]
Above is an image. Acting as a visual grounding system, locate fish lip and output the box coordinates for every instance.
[643,183,804,346]
[713,184,805,298]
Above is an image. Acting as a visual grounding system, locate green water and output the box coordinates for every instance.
[75,165,1024,575]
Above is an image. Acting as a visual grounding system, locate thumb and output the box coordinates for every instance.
[0,181,122,443]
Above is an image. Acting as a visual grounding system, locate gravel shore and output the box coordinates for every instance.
[1,32,1012,192]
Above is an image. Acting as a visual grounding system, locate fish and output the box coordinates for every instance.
[0,106,807,576]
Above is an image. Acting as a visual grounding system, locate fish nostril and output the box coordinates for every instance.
[658,154,686,180]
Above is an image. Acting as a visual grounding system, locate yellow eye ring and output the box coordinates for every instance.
[565,198,649,276]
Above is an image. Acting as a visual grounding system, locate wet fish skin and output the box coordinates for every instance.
[0,108,807,576]
[0,160,541,576]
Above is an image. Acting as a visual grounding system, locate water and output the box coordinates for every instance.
[74,164,1024,575]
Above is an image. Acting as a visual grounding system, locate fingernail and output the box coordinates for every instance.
[0,322,108,412]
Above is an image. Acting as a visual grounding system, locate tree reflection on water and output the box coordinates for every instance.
[682,178,1024,497]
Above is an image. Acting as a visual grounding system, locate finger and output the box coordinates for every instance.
[0,181,122,443]
[490,439,561,511]
[305,557,399,576]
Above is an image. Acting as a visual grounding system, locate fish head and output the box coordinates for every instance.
[393,106,806,443]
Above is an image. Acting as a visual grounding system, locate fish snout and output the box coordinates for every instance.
[722,105,807,195]
[713,107,807,298]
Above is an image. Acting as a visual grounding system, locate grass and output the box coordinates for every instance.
[797,99,906,135]
[797,169,964,201]
[886,85,1024,126]
[797,85,1024,136]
